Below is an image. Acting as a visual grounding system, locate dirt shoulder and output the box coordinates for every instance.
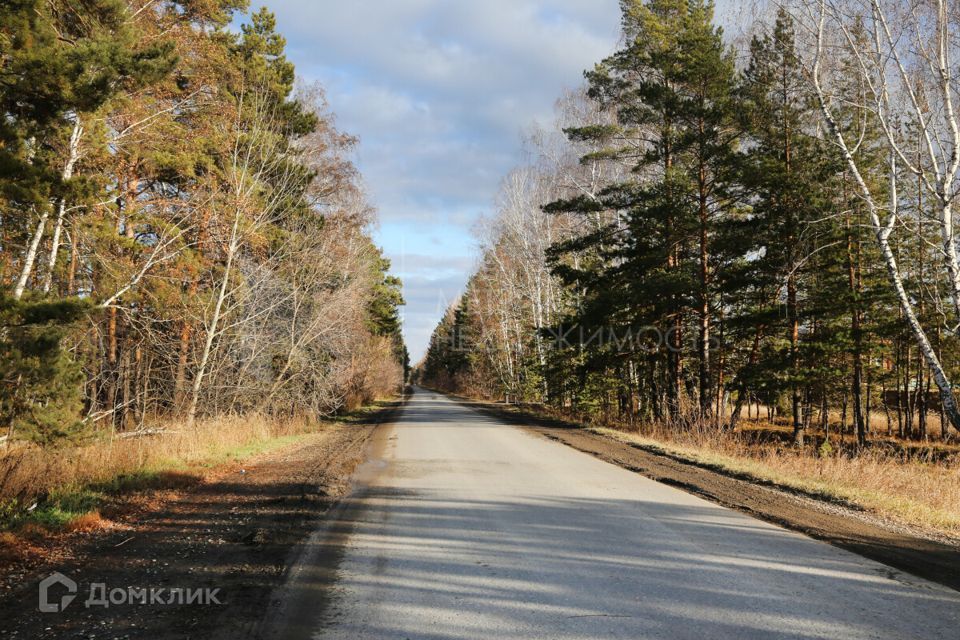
[455,395,960,593]
[0,400,401,640]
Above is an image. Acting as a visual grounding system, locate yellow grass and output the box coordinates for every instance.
[594,424,960,537]
[0,414,322,531]
[64,511,108,533]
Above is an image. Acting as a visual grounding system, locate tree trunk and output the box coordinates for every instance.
[66,222,79,295]
[845,203,866,446]
[698,157,711,423]
[14,210,49,299]
[788,274,803,445]
[727,325,764,432]
[42,118,83,294]
[186,210,241,427]
[104,306,119,429]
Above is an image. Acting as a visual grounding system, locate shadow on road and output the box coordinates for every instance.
[266,390,959,640]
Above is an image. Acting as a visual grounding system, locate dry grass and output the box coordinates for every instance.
[64,511,107,533]
[595,423,960,537]
[0,414,322,532]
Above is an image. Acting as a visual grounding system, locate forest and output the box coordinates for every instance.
[419,0,960,454]
[0,0,408,449]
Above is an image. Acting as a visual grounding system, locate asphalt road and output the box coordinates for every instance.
[267,388,960,640]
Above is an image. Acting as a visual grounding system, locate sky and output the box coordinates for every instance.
[255,1,623,362]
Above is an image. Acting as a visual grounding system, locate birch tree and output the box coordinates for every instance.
[184,91,310,426]
[801,0,960,433]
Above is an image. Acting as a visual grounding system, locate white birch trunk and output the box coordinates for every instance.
[42,118,84,294]
[185,209,240,427]
[811,2,960,432]
[14,118,83,299]
[13,211,49,300]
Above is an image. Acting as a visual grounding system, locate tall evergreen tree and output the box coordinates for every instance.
[735,9,836,444]
[547,0,737,423]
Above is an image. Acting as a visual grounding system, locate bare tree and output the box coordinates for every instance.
[184,90,311,426]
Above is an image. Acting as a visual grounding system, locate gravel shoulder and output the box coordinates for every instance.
[0,400,401,640]
[455,395,960,593]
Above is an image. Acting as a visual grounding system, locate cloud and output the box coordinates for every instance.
[259,1,621,359]
[392,253,477,277]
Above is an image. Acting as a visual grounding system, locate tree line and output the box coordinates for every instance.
[1,1,407,445]
[419,0,960,447]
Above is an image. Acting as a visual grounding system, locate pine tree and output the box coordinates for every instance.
[735,9,836,444]
[546,0,738,424]
[0,291,91,444]
[235,8,316,137]
[368,251,409,375]
[673,0,738,421]
[1,1,178,434]
[1,0,175,299]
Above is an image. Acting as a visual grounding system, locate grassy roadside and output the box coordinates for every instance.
[455,394,960,539]
[0,399,401,538]
[590,427,960,537]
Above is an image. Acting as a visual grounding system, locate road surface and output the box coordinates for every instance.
[267,388,960,640]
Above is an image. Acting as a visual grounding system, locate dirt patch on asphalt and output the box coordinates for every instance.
[459,397,960,593]
[0,402,400,640]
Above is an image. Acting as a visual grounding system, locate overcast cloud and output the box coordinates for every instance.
[257,1,622,361]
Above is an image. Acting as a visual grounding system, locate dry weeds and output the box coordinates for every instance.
[596,423,960,536]
[0,415,320,530]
